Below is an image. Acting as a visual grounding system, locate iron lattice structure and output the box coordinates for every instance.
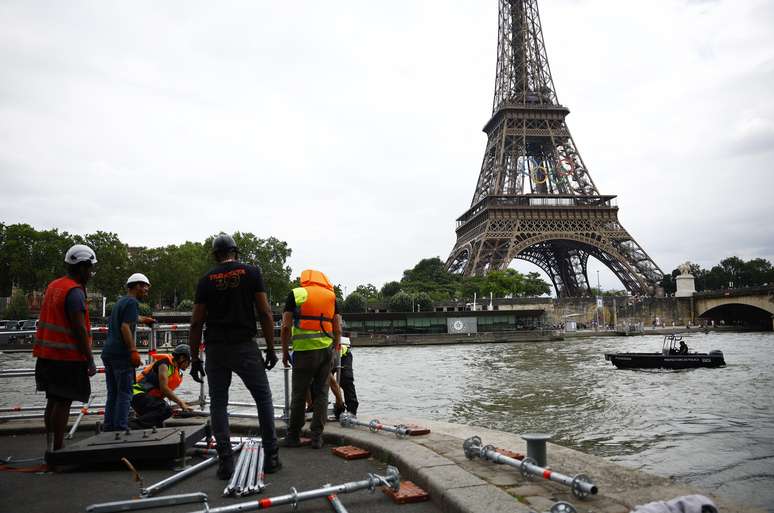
[446,0,663,296]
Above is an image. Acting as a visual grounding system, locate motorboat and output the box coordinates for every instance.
[604,335,725,369]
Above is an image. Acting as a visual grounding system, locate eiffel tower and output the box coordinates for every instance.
[446,0,663,297]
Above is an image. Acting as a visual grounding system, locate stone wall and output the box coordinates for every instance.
[549,296,695,327]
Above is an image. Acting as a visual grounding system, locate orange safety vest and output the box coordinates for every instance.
[291,269,337,351]
[133,353,183,398]
[33,276,91,362]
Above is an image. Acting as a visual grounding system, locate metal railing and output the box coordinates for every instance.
[0,322,293,426]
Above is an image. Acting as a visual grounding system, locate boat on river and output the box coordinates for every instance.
[604,335,725,369]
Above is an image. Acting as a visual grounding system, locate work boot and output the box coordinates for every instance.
[279,435,302,448]
[216,453,234,480]
[263,448,282,474]
[310,434,324,449]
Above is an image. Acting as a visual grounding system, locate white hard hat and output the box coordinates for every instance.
[341,337,351,347]
[64,244,97,265]
[126,273,150,286]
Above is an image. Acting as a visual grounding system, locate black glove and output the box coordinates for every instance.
[190,359,206,383]
[264,349,278,370]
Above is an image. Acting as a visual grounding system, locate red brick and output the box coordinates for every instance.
[382,480,430,504]
[495,447,524,460]
[404,424,431,436]
[331,445,371,460]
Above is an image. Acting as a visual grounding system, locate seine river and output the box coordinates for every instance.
[2,332,772,511]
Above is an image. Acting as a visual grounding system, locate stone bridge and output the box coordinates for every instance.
[694,285,774,330]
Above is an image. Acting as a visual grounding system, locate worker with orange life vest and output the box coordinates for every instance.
[130,344,193,428]
[33,244,98,458]
[281,269,341,450]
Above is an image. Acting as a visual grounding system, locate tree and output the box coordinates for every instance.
[400,257,459,300]
[388,291,413,312]
[138,303,153,316]
[342,293,366,313]
[5,290,29,319]
[84,231,130,300]
[354,284,379,299]
[521,272,551,297]
[380,281,401,298]
[230,233,292,304]
[177,299,194,311]
[414,292,433,311]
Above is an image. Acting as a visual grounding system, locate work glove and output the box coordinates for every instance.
[130,350,142,368]
[87,357,97,377]
[190,359,206,383]
[264,349,278,370]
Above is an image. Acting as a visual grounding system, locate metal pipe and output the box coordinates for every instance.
[235,440,253,495]
[223,441,251,497]
[283,365,290,421]
[86,492,208,513]
[0,403,107,413]
[241,440,259,496]
[0,409,104,421]
[463,436,597,499]
[141,443,230,497]
[66,395,94,439]
[190,466,400,513]
[253,441,265,492]
[339,413,409,439]
[327,492,349,513]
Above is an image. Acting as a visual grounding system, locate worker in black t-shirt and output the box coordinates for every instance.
[189,233,281,479]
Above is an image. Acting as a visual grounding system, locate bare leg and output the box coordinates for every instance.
[51,399,72,450]
[329,375,344,408]
[44,400,54,451]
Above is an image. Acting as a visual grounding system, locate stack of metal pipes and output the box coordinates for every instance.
[223,438,264,497]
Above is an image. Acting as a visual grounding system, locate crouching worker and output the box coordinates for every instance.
[130,344,193,428]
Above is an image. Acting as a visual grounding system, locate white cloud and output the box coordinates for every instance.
[1,0,772,293]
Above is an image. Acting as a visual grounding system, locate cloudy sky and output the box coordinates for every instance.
[1,0,773,293]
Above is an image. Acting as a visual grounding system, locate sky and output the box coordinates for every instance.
[1,0,773,295]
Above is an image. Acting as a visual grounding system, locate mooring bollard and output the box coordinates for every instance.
[192,466,400,513]
[463,436,597,500]
[522,432,552,467]
[339,413,410,438]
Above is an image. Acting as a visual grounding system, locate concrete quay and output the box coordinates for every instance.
[0,415,763,513]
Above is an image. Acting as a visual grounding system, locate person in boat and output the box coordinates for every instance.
[130,344,193,428]
[678,340,688,354]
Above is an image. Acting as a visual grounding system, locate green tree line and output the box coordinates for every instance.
[0,223,293,309]
[660,256,774,294]
[342,257,552,313]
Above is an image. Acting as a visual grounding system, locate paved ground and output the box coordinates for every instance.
[0,415,764,513]
[0,428,440,513]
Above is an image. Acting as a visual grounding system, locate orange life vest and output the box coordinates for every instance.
[133,353,183,398]
[33,276,91,362]
[295,270,336,332]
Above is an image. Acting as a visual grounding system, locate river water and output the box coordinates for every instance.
[2,332,773,511]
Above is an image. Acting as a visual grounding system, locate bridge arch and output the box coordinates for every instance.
[698,303,774,331]
[507,234,651,296]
